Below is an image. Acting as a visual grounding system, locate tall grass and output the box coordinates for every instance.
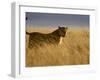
[26,27,89,67]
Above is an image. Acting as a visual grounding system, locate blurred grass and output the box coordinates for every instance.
[26,27,89,67]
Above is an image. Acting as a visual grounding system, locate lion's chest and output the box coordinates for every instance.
[59,37,63,45]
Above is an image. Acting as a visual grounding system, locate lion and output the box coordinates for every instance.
[26,26,68,48]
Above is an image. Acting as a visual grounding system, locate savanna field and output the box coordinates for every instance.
[26,27,89,67]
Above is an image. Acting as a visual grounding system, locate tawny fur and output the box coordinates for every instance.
[26,26,68,48]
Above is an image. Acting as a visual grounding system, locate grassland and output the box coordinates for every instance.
[26,27,89,67]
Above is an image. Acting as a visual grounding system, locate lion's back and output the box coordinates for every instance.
[28,32,60,48]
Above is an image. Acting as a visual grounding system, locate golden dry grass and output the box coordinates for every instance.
[26,27,89,67]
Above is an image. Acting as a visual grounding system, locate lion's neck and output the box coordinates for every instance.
[50,29,63,45]
[51,29,60,37]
